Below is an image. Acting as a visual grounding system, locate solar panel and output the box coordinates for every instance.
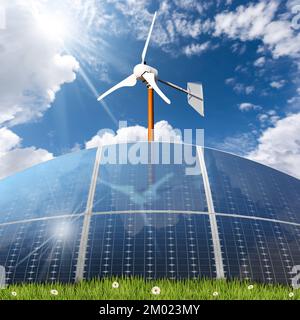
[93,143,207,213]
[85,213,215,280]
[0,216,82,284]
[205,148,300,223]
[217,215,300,285]
[0,142,299,285]
[0,149,96,224]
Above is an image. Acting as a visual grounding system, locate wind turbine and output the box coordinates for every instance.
[97,11,204,142]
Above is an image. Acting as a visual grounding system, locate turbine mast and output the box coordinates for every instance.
[148,86,154,142]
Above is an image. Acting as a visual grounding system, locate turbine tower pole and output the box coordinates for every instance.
[148,86,154,142]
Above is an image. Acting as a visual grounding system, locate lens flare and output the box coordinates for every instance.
[37,13,68,41]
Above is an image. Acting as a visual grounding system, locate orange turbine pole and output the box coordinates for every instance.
[148,86,154,142]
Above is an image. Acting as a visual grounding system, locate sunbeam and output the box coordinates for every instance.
[78,67,118,127]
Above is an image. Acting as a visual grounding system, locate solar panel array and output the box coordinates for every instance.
[0,143,299,285]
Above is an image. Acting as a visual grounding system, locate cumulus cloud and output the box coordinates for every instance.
[0,127,53,180]
[229,83,255,96]
[248,113,300,179]
[0,127,20,156]
[0,0,79,127]
[270,80,286,89]
[85,121,182,149]
[225,77,256,95]
[214,1,278,40]
[214,1,300,60]
[254,56,266,67]
[182,41,211,56]
[257,109,280,127]
[0,1,81,179]
[238,102,261,111]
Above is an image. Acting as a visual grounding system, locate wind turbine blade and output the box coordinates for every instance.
[141,11,157,64]
[97,74,137,101]
[143,72,171,104]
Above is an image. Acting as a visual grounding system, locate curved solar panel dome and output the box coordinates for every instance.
[0,142,300,286]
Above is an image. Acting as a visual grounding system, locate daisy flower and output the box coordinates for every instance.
[50,289,58,296]
[213,291,219,297]
[289,292,294,298]
[112,281,119,289]
[248,285,254,290]
[151,286,161,295]
[11,291,17,297]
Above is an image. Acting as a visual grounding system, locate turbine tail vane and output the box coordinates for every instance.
[157,79,204,117]
[187,82,204,116]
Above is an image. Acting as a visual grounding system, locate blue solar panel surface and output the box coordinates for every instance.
[0,149,96,224]
[0,143,299,285]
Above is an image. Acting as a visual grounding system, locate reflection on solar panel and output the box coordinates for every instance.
[0,143,299,285]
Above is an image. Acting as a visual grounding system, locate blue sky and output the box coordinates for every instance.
[0,0,300,179]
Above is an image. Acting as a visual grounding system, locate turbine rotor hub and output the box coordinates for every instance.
[133,63,158,80]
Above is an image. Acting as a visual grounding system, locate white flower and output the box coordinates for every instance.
[151,286,161,295]
[11,291,17,297]
[248,285,254,290]
[50,289,58,296]
[289,292,294,298]
[212,291,219,297]
[112,281,119,289]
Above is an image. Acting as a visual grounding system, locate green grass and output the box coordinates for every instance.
[0,278,298,300]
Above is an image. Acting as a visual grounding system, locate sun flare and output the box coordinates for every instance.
[37,13,68,41]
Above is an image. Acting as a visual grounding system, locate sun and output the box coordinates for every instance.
[36,13,69,42]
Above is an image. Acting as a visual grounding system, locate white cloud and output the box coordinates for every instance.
[235,65,248,73]
[0,148,53,180]
[0,1,81,179]
[257,109,280,126]
[173,0,207,14]
[248,112,300,179]
[106,0,215,56]
[225,77,235,85]
[172,12,203,38]
[288,96,300,105]
[254,56,266,67]
[225,77,255,95]
[86,121,182,149]
[214,1,278,40]
[231,42,246,55]
[245,86,255,95]
[0,127,53,180]
[214,1,300,60]
[182,41,211,56]
[0,127,20,156]
[0,1,79,127]
[239,102,261,111]
[234,83,254,95]
[270,80,286,89]
[225,78,255,95]
[213,132,258,156]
